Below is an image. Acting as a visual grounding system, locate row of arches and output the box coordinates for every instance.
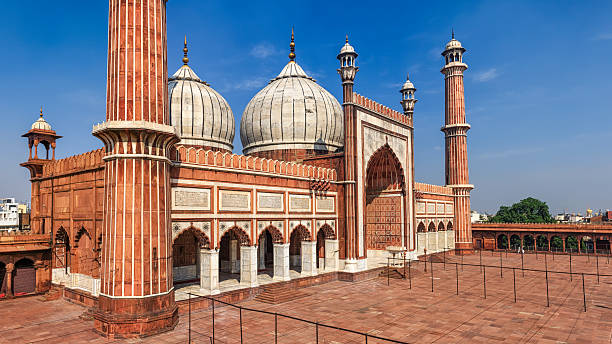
[417,221,453,233]
[172,224,337,284]
[494,233,610,253]
[53,226,101,278]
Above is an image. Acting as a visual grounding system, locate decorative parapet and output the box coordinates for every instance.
[171,146,338,182]
[41,149,105,178]
[353,92,409,125]
[415,182,453,196]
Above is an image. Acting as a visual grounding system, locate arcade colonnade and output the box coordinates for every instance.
[172,224,339,295]
[474,230,612,254]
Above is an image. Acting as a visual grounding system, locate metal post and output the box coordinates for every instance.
[483,266,486,299]
[387,258,390,286]
[461,254,464,271]
[365,333,368,344]
[513,268,516,303]
[569,251,573,281]
[455,262,459,295]
[582,273,586,312]
[596,252,600,284]
[403,253,406,278]
[212,298,215,342]
[500,252,503,278]
[443,248,446,270]
[430,259,434,293]
[275,313,278,344]
[545,254,549,307]
[240,307,243,344]
[316,322,319,344]
[521,251,524,277]
[408,258,412,289]
[188,293,192,344]
[424,250,428,272]
[479,249,482,272]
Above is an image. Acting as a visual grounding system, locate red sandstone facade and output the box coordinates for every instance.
[17,3,475,338]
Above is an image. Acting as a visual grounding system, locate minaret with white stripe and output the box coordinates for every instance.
[92,0,179,338]
[441,32,474,254]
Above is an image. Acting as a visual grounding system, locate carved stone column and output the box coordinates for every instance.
[199,249,219,295]
[272,243,290,281]
[240,246,258,287]
[301,241,318,276]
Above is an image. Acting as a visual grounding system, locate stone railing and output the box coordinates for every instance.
[353,92,408,125]
[415,182,453,196]
[171,147,338,181]
[42,149,105,177]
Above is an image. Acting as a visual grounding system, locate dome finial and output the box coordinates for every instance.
[40,106,44,118]
[345,35,349,43]
[289,27,296,62]
[182,35,189,65]
[452,28,455,40]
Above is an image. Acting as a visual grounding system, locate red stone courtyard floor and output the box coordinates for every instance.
[1,252,611,343]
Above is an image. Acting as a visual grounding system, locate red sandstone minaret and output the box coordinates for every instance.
[92,0,179,337]
[337,37,359,266]
[441,32,473,254]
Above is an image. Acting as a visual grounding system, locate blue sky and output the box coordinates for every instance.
[1,1,611,215]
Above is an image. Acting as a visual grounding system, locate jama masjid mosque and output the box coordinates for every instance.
[20,0,473,337]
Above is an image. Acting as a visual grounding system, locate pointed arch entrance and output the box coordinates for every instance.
[365,144,405,252]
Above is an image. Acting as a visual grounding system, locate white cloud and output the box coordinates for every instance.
[226,77,268,91]
[473,68,499,82]
[592,33,612,41]
[249,43,280,59]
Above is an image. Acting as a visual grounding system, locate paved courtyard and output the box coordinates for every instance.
[1,252,611,343]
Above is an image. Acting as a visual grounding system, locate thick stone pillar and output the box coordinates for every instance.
[272,243,290,281]
[301,241,318,276]
[92,0,179,338]
[199,249,219,295]
[5,263,13,298]
[240,246,258,287]
[230,240,239,273]
[324,239,339,271]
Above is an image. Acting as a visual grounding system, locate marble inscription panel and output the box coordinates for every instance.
[219,190,251,211]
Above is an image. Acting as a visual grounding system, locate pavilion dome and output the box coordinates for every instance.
[168,43,235,152]
[31,109,52,131]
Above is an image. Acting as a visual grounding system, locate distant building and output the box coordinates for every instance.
[471,211,489,223]
[0,198,21,231]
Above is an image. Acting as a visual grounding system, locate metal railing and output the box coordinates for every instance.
[185,292,411,344]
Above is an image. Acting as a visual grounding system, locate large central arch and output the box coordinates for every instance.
[364,144,405,252]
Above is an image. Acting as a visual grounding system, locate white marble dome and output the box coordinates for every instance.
[31,110,52,131]
[445,38,464,51]
[168,64,235,151]
[240,61,344,156]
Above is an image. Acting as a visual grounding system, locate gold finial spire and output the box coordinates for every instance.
[182,35,189,65]
[289,27,296,62]
[451,28,455,40]
[407,72,410,80]
[345,35,349,43]
[40,106,44,118]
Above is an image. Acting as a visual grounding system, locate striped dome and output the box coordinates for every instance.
[168,64,235,151]
[240,61,344,156]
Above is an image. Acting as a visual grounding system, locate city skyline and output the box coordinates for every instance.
[0,0,610,214]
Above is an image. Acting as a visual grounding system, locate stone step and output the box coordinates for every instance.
[254,286,309,304]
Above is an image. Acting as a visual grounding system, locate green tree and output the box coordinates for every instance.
[488,197,555,224]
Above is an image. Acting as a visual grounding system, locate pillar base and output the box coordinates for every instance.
[454,242,474,255]
[93,291,178,339]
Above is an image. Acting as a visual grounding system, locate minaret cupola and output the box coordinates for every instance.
[442,30,466,67]
[399,73,417,119]
[337,36,358,84]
